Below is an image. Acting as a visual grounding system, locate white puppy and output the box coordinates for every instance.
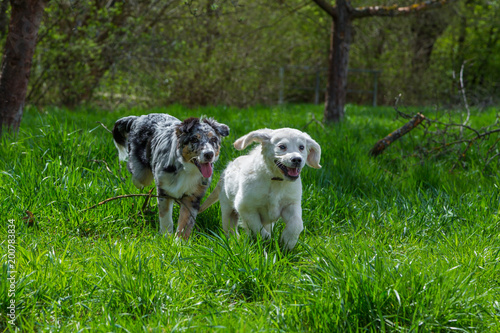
[200,128,321,250]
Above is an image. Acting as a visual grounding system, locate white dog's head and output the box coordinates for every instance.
[234,128,321,181]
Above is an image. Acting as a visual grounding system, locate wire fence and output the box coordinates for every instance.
[278,66,381,107]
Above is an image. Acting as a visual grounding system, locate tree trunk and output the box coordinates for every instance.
[0,0,47,136]
[313,0,454,123]
[324,0,352,123]
[410,11,449,76]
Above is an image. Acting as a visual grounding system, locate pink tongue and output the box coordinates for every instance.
[200,163,213,178]
[287,167,300,177]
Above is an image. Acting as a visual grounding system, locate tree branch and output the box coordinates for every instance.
[392,104,500,173]
[311,0,337,19]
[370,113,426,156]
[81,194,175,211]
[352,0,454,19]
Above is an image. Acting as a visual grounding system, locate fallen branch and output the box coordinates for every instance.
[81,192,201,238]
[81,193,173,211]
[141,188,155,212]
[390,102,500,173]
[370,113,426,156]
[449,127,500,172]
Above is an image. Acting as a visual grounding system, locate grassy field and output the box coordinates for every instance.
[1,104,500,332]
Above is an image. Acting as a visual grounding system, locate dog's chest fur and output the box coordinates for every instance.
[257,181,299,223]
[227,154,302,225]
[157,163,205,199]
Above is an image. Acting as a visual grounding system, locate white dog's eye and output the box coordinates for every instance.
[299,145,305,151]
[279,144,286,150]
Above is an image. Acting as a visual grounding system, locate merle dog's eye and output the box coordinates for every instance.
[191,137,199,144]
[210,137,218,144]
[299,145,305,151]
[279,144,286,150]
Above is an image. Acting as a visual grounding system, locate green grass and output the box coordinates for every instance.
[1,104,500,332]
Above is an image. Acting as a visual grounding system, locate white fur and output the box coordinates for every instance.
[114,140,129,161]
[202,128,321,250]
[156,163,201,234]
[157,163,202,199]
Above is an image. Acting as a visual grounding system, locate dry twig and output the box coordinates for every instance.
[88,159,113,174]
[303,114,325,130]
[390,103,500,172]
[82,191,202,237]
[371,84,500,172]
[81,193,169,211]
[96,121,113,134]
[141,188,155,212]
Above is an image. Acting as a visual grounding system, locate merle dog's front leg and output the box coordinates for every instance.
[157,188,174,234]
[176,194,203,239]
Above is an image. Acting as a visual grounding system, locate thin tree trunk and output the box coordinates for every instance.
[0,0,47,136]
[324,0,352,123]
[313,0,454,123]
[410,11,449,76]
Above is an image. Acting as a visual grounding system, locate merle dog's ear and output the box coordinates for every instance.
[234,129,273,150]
[176,117,200,136]
[203,118,230,137]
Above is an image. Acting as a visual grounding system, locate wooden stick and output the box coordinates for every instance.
[96,121,113,134]
[141,188,155,212]
[81,192,202,237]
[81,193,180,211]
[370,113,426,157]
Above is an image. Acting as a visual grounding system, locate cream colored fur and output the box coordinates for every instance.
[200,128,321,250]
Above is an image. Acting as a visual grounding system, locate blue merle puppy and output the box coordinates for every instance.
[113,113,229,239]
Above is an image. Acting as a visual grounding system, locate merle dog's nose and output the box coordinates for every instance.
[291,157,302,164]
[204,151,214,160]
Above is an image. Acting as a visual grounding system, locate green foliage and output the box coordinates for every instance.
[433,0,500,105]
[335,0,499,106]
[24,0,330,109]
[29,1,172,107]
[1,104,500,331]
[0,0,495,109]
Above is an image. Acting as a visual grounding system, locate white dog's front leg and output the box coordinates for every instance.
[239,209,271,240]
[280,204,304,250]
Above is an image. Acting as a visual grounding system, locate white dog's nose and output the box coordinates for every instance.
[291,156,302,164]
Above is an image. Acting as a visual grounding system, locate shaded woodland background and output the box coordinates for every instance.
[0,0,498,110]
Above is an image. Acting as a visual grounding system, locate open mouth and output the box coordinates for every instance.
[193,159,213,178]
[274,160,301,180]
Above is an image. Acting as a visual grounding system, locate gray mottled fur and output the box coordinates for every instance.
[113,113,229,236]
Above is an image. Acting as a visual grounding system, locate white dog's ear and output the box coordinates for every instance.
[234,129,273,150]
[303,133,321,169]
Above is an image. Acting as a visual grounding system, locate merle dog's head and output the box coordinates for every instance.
[176,117,230,178]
